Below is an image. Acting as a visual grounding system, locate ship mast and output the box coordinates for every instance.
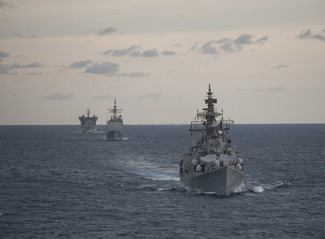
[189,84,220,135]
[205,84,218,125]
[108,99,122,118]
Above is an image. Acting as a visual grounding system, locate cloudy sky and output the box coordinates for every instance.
[0,0,325,125]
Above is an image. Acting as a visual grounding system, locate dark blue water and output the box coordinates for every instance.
[1,125,324,238]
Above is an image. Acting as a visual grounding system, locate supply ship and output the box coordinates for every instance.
[78,108,98,133]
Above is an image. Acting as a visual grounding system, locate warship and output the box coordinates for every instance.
[106,99,124,140]
[78,109,98,133]
[179,85,244,194]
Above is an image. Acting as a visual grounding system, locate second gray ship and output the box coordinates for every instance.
[179,85,244,194]
[106,99,124,141]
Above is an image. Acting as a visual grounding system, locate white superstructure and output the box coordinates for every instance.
[106,100,123,140]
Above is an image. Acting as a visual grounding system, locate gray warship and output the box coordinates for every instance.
[179,85,244,194]
[78,108,98,133]
[106,99,124,140]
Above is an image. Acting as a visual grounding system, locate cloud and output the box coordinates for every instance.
[200,40,220,54]
[44,92,74,100]
[138,92,162,99]
[0,51,9,59]
[273,64,288,69]
[161,50,176,56]
[69,60,92,69]
[142,49,159,57]
[104,46,160,57]
[297,29,311,39]
[26,72,43,76]
[98,27,118,36]
[252,86,287,92]
[0,64,11,74]
[255,36,268,44]
[297,29,325,41]
[195,34,268,55]
[84,62,119,75]
[233,34,253,45]
[117,72,149,77]
[9,62,43,69]
[83,61,147,77]
[0,62,43,75]
[93,94,114,100]
[0,1,14,9]
[103,45,139,57]
[266,86,287,92]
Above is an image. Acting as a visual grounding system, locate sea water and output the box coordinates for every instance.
[0,124,324,238]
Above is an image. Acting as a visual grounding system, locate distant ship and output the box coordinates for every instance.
[106,99,123,140]
[179,84,244,194]
[78,108,98,133]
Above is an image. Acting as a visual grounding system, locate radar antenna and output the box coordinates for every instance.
[108,99,123,118]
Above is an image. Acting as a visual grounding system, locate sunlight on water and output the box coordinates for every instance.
[150,173,179,181]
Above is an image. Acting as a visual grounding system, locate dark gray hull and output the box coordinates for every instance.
[81,126,97,133]
[106,130,123,141]
[180,166,244,194]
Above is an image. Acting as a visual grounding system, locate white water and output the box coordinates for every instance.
[252,186,265,193]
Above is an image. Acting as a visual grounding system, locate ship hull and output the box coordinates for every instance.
[79,116,97,133]
[106,118,123,141]
[106,130,123,141]
[82,128,96,133]
[180,166,244,194]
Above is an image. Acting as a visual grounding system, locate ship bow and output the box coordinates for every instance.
[185,166,244,194]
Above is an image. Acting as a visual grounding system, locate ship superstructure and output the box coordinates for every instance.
[106,99,123,140]
[179,85,244,194]
[78,108,98,133]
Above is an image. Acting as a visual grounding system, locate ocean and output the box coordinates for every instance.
[0,124,324,239]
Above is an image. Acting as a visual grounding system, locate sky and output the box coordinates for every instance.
[0,0,325,125]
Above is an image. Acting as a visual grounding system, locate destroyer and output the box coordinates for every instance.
[106,99,124,140]
[179,85,244,194]
[78,108,98,133]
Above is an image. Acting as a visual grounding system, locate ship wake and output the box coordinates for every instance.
[248,181,291,194]
[118,155,179,182]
